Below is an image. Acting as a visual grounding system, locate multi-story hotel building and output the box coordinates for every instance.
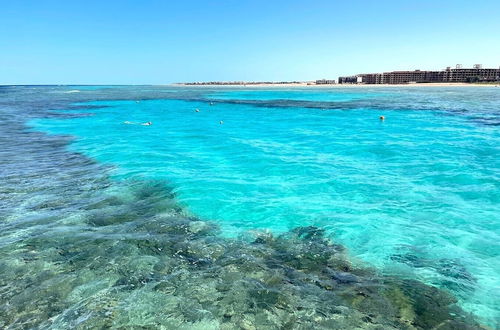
[315,79,336,85]
[338,65,500,84]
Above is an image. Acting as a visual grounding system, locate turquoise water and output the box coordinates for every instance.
[1,86,499,328]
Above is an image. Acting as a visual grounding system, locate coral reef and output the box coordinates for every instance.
[0,182,484,329]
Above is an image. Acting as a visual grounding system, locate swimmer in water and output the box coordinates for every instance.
[379,116,385,121]
[220,120,224,125]
[195,109,200,112]
[141,121,152,126]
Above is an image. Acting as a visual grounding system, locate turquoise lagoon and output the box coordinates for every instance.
[1,85,499,328]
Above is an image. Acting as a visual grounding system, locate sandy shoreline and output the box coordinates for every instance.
[175,82,499,88]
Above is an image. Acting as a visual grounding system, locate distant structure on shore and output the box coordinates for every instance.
[339,64,500,84]
[181,81,305,86]
[180,80,339,86]
[315,79,336,85]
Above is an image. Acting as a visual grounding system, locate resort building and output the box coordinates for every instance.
[337,76,362,84]
[338,65,500,84]
[315,79,336,84]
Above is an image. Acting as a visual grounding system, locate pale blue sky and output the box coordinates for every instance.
[1,0,499,84]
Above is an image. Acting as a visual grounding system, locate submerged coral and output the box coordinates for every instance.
[0,181,484,329]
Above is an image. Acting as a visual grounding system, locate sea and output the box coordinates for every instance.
[0,85,498,329]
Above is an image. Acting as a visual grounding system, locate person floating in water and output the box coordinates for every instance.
[220,120,224,125]
[379,116,385,121]
[123,121,152,126]
[195,108,200,112]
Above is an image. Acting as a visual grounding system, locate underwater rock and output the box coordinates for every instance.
[436,258,476,285]
[382,278,482,329]
[325,268,360,284]
[391,254,422,268]
[251,230,275,245]
[291,226,326,240]
[188,220,212,234]
[391,251,478,300]
[382,285,417,326]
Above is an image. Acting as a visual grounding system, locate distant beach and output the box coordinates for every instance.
[176,82,499,88]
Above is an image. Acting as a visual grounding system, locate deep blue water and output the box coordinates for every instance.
[1,85,498,328]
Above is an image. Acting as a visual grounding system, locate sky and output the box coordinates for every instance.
[1,0,500,84]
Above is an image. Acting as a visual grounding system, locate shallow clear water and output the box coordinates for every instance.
[1,85,499,328]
